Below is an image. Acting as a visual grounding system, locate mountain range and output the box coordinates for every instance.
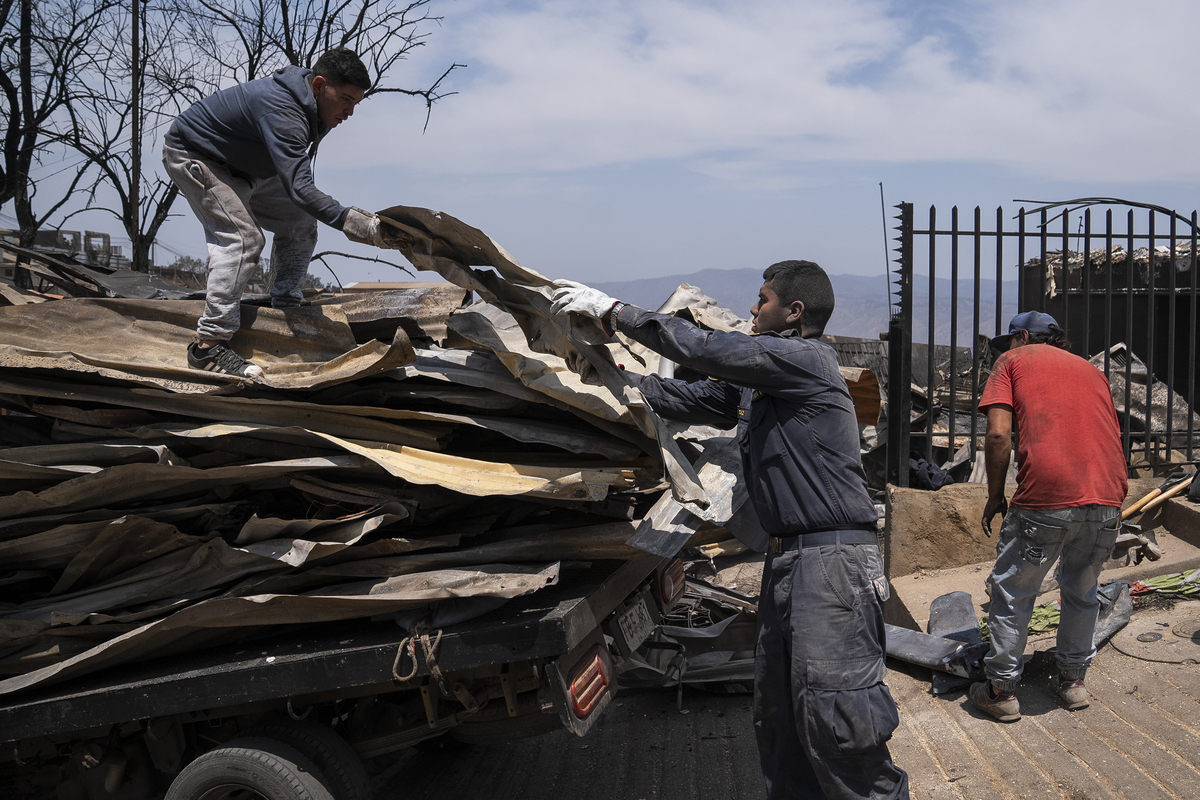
[595,268,1019,346]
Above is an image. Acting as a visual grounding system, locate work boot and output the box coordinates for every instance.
[187,342,263,380]
[969,681,1021,722]
[1057,677,1089,710]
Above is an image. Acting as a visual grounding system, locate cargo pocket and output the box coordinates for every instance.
[858,545,890,603]
[804,657,898,756]
[1017,512,1067,566]
[1089,518,1121,565]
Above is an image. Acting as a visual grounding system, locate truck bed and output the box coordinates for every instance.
[0,557,659,744]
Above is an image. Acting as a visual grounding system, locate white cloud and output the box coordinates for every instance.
[332,0,1200,185]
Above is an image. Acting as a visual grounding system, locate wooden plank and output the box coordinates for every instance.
[0,284,42,306]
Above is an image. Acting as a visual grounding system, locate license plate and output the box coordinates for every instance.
[617,597,655,651]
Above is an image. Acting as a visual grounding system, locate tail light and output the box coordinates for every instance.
[659,558,686,607]
[568,645,610,718]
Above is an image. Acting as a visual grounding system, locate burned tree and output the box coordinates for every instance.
[0,0,116,283]
[70,0,462,272]
[55,0,192,272]
[171,0,462,114]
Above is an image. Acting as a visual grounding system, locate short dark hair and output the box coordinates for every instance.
[313,48,371,92]
[762,260,834,337]
[1028,324,1071,350]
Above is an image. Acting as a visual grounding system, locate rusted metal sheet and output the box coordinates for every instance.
[0,220,762,698]
[0,298,416,391]
[0,563,560,695]
[377,205,711,510]
[314,284,470,345]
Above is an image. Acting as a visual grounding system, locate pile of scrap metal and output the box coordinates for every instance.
[1,240,197,302]
[616,574,760,699]
[886,582,1133,696]
[0,206,769,698]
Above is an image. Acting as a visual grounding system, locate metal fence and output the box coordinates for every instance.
[885,199,1200,487]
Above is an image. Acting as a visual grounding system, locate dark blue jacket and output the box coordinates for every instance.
[165,66,348,227]
[615,305,876,537]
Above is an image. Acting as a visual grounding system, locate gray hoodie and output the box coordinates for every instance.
[166,66,348,228]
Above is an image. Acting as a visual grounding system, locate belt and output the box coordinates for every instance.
[770,528,878,554]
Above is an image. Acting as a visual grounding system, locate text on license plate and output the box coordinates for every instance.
[617,598,655,651]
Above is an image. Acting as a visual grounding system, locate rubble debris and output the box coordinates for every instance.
[1107,596,1199,664]
[617,578,758,692]
[0,205,885,702]
[1,206,782,696]
[1090,344,1200,447]
[926,591,986,694]
[1032,241,1198,299]
[2,241,194,300]
[1092,581,1134,646]
[883,624,985,681]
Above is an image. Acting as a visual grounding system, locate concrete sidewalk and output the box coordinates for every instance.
[373,598,1200,800]
[890,599,1200,800]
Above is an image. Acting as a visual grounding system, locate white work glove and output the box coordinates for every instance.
[342,207,388,248]
[550,280,617,320]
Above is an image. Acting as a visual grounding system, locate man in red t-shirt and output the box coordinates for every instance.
[970,311,1127,722]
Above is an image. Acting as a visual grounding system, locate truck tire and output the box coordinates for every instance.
[165,736,334,800]
[243,719,373,800]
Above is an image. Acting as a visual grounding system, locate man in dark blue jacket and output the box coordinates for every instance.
[163,48,390,379]
[552,261,909,800]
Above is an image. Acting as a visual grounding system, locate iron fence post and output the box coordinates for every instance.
[887,203,914,487]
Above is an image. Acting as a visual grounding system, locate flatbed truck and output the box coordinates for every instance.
[0,555,686,800]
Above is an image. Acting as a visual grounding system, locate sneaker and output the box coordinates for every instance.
[1057,678,1089,710]
[969,681,1021,722]
[187,342,263,379]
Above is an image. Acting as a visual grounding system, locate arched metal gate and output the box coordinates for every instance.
[885,198,1200,487]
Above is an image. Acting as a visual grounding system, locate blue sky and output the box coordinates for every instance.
[10,0,1200,289]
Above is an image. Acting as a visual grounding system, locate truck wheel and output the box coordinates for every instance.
[165,736,334,800]
[243,719,373,800]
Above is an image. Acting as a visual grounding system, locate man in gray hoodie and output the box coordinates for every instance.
[163,48,389,379]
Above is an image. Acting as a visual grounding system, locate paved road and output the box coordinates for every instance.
[373,598,1200,800]
[372,686,766,800]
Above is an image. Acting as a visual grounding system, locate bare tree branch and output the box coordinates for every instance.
[310,249,415,280]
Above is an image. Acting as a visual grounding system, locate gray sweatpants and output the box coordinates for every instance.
[163,144,319,342]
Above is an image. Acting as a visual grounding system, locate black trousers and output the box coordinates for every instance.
[753,540,910,800]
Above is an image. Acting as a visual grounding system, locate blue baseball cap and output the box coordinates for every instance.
[991,311,1058,351]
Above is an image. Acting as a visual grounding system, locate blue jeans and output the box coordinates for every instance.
[984,505,1120,690]
[163,145,319,342]
[754,539,909,800]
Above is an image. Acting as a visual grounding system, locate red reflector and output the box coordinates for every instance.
[569,646,610,718]
[660,558,686,606]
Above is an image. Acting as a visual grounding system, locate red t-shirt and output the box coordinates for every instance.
[978,344,1127,509]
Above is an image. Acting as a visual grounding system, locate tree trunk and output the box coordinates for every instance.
[12,0,34,289]
[130,0,144,271]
